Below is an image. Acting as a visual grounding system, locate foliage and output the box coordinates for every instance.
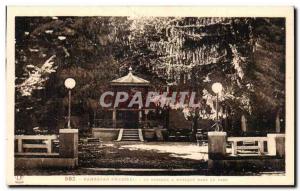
[15,16,285,133]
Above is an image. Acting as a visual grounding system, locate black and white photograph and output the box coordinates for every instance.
[6,6,294,186]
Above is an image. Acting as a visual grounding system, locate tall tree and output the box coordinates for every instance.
[15,16,285,134]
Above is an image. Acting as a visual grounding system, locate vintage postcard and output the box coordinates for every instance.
[6,6,294,186]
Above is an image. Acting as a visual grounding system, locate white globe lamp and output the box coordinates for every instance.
[64,78,76,129]
[64,78,76,89]
[211,82,223,131]
[212,82,223,94]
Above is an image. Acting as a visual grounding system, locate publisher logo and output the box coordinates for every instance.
[15,176,24,184]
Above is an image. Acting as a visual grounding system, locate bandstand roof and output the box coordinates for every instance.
[110,67,150,86]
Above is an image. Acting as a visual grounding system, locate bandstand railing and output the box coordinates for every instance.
[93,119,164,129]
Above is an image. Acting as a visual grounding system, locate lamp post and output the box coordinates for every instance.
[212,82,223,131]
[64,78,76,129]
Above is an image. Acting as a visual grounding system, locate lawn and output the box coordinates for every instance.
[80,142,208,169]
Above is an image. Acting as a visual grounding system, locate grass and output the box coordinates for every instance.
[80,142,207,169]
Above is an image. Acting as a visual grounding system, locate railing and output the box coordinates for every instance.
[116,129,124,141]
[138,129,144,142]
[94,119,164,129]
[227,137,268,156]
[139,120,164,128]
[15,135,59,156]
[94,119,124,128]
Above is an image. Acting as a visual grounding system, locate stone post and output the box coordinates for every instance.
[267,133,285,157]
[59,129,78,159]
[208,131,227,159]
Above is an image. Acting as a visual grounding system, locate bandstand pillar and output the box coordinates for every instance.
[112,108,116,128]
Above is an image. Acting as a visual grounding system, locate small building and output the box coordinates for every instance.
[92,67,167,141]
[110,67,151,129]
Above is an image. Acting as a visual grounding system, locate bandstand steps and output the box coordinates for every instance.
[119,129,143,141]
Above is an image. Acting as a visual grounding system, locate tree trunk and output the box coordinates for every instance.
[275,110,281,133]
[241,114,247,134]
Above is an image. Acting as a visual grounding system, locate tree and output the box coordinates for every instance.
[15,16,132,132]
[15,16,285,134]
[128,17,285,134]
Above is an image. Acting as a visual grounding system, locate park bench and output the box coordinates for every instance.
[227,137,268,156]
[167,130,191,141]
[15,135,59,156]
[196,129,208,145]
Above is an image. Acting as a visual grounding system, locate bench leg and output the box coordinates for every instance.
[17,139,23,153]
[258,141,264,155]
[232,142,237,155]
